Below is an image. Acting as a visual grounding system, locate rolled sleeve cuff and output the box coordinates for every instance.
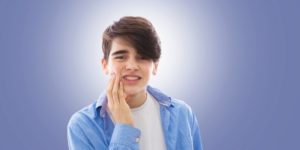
[110,124,141,148]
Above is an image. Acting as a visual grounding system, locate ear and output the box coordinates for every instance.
[152,62,159,75]
[101,58,109,75]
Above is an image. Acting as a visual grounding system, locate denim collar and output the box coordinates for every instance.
[94,85,174,118]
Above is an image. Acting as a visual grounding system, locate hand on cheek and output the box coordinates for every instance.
[106,72,134,126]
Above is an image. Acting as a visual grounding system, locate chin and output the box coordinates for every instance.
[124,85,145,96]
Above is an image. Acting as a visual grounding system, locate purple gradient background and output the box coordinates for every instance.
[0,0,299,149]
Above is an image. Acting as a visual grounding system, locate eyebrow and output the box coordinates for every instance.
[111,50,128,56]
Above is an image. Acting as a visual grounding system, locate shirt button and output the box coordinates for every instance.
[135,137,140,143]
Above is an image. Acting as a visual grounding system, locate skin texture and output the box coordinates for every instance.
[102,37,158,125]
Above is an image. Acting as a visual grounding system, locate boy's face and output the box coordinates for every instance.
[102,37,158,97]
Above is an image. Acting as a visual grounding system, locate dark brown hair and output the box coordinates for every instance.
[102,16,161,62]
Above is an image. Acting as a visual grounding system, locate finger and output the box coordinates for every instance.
[112,73,120,104]
[107,73,115,106]
[118,80,125,105]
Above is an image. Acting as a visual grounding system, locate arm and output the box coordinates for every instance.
[67,121,94,150]
[68,73,140,150]
[67,118,141,150]
[107,73,135,126]
[191,113,203,150]
[107,73,140,149]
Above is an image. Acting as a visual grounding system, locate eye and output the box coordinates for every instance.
[114,55,126,59]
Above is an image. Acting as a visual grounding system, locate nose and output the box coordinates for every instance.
[125,57,139,71]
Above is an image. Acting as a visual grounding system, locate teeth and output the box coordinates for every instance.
[124,76,140,80]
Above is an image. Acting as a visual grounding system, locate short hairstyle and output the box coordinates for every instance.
[102,16,161,62]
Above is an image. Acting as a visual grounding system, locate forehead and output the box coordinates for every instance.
[110,37,137,54]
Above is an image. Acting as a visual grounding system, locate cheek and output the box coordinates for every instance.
[144,64,154,75]
[108,62,124,74]
[141,67,153,78]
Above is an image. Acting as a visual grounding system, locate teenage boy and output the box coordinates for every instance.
[67,16,203,150]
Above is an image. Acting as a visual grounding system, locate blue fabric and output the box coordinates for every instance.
[67,85,203,150]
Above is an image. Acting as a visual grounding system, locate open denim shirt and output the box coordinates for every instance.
[67,86,203,150]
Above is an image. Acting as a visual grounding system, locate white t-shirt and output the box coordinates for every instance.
[131,92,166,150]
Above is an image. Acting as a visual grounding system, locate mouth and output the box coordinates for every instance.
[122,75,142,85]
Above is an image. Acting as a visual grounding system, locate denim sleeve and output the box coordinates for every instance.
[68,119,141,150]
[67,122,94,150]
[109,124,141,150]
[191,113,203,150]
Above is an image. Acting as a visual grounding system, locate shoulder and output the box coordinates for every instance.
[170,98,194,115]
[147,85,195,116]
[67,101,98,129]
[169,98,200,131]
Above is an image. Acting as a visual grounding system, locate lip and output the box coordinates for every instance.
[122,75,142,85]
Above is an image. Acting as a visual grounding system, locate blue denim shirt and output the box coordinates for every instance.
[67,86,203,150]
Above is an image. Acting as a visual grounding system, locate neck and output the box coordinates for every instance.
[126,90,147,108]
